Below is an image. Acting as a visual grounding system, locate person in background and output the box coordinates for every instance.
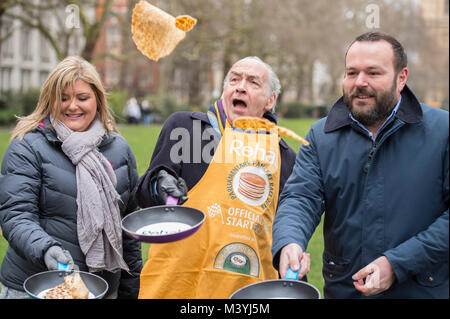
[0,56,142,299]
[141,99,153,126]
[123,97,141,125]
[272,31,448,298]
[134,56,309,299]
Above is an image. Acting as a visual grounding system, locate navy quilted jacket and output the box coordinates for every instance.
[0,117,142,298]
[272,86,449,298]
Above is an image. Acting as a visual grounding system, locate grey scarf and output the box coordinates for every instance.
[51,116,129,273]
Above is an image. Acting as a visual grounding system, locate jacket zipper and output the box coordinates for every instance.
[351,117,404,174]
[350,123,378,174]
[364,141,377,173]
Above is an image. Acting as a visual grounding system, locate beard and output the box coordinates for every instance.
[344,81,398,127]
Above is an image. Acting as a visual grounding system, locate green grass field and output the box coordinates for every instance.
[0,118,325,297]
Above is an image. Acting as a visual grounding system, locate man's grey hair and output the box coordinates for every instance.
[223,56,281,111]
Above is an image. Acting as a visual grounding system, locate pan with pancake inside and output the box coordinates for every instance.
[23,269,108,299]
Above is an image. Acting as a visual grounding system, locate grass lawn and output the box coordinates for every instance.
[0,118,325,297]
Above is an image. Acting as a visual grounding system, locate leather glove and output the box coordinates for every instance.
[44,246,74,270]
[156,170,188,205]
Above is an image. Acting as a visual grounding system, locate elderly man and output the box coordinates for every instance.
[134,56,303,298]
[272,32,449,298]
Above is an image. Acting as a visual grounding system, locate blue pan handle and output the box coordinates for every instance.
[57,262,70,271]
[284,266,301,280]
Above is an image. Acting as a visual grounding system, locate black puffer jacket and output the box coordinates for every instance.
[0,118,142,298]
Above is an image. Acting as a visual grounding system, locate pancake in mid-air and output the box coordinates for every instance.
[131,0,197,61]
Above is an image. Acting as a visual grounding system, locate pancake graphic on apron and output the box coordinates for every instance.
[239,172,265,200]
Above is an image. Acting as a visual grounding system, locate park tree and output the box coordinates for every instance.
[1,0,446,107]
[3,0,114,61]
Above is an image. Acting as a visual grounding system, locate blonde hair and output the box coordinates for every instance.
[11,56,118,141]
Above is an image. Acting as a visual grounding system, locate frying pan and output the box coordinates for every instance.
[121,196,205,243]
[229,267,321,299]
[23,269,108,299]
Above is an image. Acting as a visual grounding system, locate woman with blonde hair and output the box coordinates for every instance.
[0,56,142,299]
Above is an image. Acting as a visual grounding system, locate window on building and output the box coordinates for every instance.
[40,34,51,63]
[21,69,32,91]
[21,27,33,61]
[105,58,120,87]
[1,21,14,59]
[139,62,153,88]
[39,71,49,86]
[0,67,12,92]
[107,22,121,49]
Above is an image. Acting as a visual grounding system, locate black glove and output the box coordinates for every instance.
[44,246,74,270]
[156,170,188,205]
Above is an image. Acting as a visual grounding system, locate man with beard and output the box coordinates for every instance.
[271,32,449,298]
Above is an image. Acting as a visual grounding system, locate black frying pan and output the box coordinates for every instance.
[229,267,320,299]
[121,196,205,243]
[23,270,108,299]
[229,279,320,299]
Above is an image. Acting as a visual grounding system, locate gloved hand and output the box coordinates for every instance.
[156,170,188,205]
[44,246,74,270]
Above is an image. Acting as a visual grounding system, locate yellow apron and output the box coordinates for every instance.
[139,124,281,299]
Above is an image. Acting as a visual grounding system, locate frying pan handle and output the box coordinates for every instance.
[57,262,79,272]
[166,195,179,206]
[284,266,300,280]
[57,262,70,271]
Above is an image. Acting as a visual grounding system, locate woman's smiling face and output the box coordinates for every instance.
[57,79,98,132]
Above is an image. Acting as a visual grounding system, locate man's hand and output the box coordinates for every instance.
[156,170,188,204]
[352,256,396,296]
[279,243,310,279]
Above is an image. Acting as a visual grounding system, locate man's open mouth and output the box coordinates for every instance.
[232,99,247,108]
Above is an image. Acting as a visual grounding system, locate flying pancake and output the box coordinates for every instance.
[131,0,197,61]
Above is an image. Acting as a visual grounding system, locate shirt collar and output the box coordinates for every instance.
[324,84,423,134]
[348,96,402,141]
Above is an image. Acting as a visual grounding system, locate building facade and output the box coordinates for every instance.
[0,3,84,93]
[0,8,58,92]
[420,0,449,107]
